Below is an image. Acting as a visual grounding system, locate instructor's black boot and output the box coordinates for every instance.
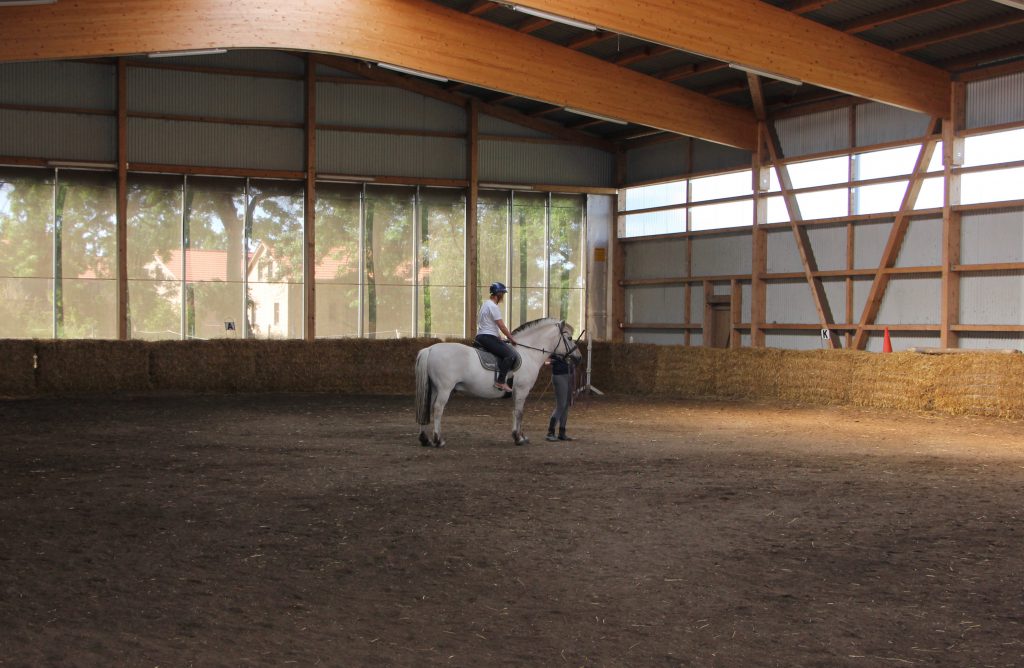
[546,418,558,441]
[557,428,575,442]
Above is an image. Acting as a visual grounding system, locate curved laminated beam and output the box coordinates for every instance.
[508,0,952,117]
[0,0,757,149]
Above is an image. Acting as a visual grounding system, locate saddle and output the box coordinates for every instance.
[472,344,522,373]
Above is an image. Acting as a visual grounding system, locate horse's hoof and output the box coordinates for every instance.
[419,432,431,447]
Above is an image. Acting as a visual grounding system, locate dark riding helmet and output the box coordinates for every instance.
[489,281,508,295]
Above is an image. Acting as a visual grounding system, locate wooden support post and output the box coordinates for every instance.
[610,147,627,342]
[730,278,742,349]
[466,98,479,338]
[116,57,129,340]
[852,116,942,349]
[702,280,714,347]
[941,82,965,348]
[684,234,693,346]
[304,55,317,341]
[750,121,768,348]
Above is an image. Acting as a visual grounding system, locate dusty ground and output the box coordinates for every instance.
[1,390,1023,667]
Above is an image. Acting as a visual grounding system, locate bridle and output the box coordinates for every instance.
[514,321,581,363]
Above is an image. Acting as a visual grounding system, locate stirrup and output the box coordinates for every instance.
[494,382,513,393]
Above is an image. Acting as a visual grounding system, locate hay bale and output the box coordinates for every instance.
[849,352,939,413]
[653,346,719,398]
[35,340,150,394]
[589,342,659,395]
[0,339,38,397]
[774,349,860,406]
[149,339,257,392]
[931,353,1024,419]
[713,348,784,400]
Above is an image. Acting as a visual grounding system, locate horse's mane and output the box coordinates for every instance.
[511,317,559,335]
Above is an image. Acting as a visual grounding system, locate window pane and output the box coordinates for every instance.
[248,180,304,339]
[364,185,414,338]
[127,174,183,340]
[766,195,790,224]
[853,180,907,215]
[419,187,466,338]
[621,180,685,211]
[854,145,920,180]
[690,199,752,231]
[787,156,849,189]
[315,182,361,338]
[964,128,1024,168]
[962,167,1024,205]
[510,192,546,328]
[477,190,508,289]
[620,209,686,237]
[914,177,943,210]
[58,171,117,339]
[796,188,848,219]
[0,168,54,338]
[549,194,584,324]
[690,170,751,203]
[927,142,944,173]
[184,177,246,339]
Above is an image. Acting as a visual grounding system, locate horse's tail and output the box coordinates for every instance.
[415,346,433,426]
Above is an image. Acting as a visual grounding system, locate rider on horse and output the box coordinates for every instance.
[475,282,518,393]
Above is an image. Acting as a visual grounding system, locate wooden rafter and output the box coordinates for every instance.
[839,0,967,35]
[851,117,942,350]
[508,0,951,116]
[892,12,1024,53]
[785,0,837,14]
[940,44,1024,71]
[0,0,755,149]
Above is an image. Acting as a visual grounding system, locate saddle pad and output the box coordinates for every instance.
[474,347,522,373]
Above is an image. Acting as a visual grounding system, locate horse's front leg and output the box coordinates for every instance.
[511,392,529,446]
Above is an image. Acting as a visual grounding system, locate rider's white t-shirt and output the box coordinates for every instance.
[477,299,503,337]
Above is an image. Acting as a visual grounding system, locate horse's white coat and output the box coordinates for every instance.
[415,318,580,447]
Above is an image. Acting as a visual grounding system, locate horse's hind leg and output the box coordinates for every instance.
[431,386,453,448]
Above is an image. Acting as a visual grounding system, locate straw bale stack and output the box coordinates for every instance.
[652,346,719,397]
[774,349,860,406]
[848,352,943,412]
[0,339,37,396]
[714,347,784,400]
[35,340,150,394]
[149,339,258,392]
[930,352,1024,419]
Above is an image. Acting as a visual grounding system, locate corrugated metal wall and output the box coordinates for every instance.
[625,137,689,184]
[130,68,304,123]
[0,61,115,109]
[775,108,849,158]
[317,130,466,179]
[967,71,1024,129]
[479,113,553,139]
[855,103,931,147]
[691,232,751,275]
[129,118,304,171]
[0,109,115,161]
[624,238,687,278]
[479,140,613,186]
[318,81,466,133]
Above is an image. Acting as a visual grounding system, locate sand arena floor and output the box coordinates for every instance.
[1,392,1022,666]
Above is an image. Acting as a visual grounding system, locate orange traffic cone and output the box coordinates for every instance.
[882,326,893,353]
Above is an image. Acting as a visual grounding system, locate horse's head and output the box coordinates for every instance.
[557,321,583,366]
[512,318,582,364]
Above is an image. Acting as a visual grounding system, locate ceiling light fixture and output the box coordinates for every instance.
[148,49,228,58]
[990,0,1024,10]
[509,5,597,31]
[729,64,802,87]
[376,62,449,82]
[0,0,58,6]
[563,107,628,125]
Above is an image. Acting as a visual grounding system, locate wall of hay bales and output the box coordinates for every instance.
[3,339,1023,420]
[587,343,1024,420]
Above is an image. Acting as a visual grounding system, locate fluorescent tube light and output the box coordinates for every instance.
[563,107,628,125]
[510,5,597,31]
[148,49,228,58]
[317,174,376,183]
[0,0,58,6]
[991,0,1024,10]
[377,62,449,82]
[728,64,802,87]
[47,160,116,169]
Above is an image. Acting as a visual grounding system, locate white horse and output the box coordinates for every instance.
[415,318,581,447]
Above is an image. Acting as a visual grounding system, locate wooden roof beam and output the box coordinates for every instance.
[0,0,756,149]
[838,0,968,35]
[507,0,952,116]
[892,12,1024,53]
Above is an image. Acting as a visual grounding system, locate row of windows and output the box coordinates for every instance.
[0,169,586,340]
[620,127,1024,237]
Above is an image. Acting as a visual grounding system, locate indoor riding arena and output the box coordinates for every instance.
[2,2,1024,666]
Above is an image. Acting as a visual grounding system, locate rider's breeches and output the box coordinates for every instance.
[550,373,572,429]
[474,334,516,381]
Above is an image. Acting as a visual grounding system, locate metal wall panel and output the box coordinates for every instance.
[957,332,1024,350]
[127,50,305,75]
[626,330,687,345]
[130,118,303,171]
[690,331,703,346]
[855,103,931,147]
[766,228,803,273]
[625,137,688,185]
[853,220,893,269]
[863,332,939,353]
[479,113,552,139]
[318,81,465,133]
[690,285,704,324]
[961,209,1024,264]
[691,232,751,275]
[766,332,828,350]
[624,238,687,279]
[479,140,613,187]
[852,278,872,324]
[691,140,751,174]
[0,109,115,161]
[129,68,304,123]
[896,217,941,267]
[807,223,847,271]
[741,283,752,323]
[625,285,686,323]
[0,61,115,109]
[775,108,849,158]
[876,276,941,324]
[317,129,466,179]
[766,280,818,324]
[960,273,1024,324]
[967,71,1024,129]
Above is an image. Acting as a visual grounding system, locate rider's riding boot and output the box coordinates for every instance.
[546,418,558,441]
[558,427,575,442]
